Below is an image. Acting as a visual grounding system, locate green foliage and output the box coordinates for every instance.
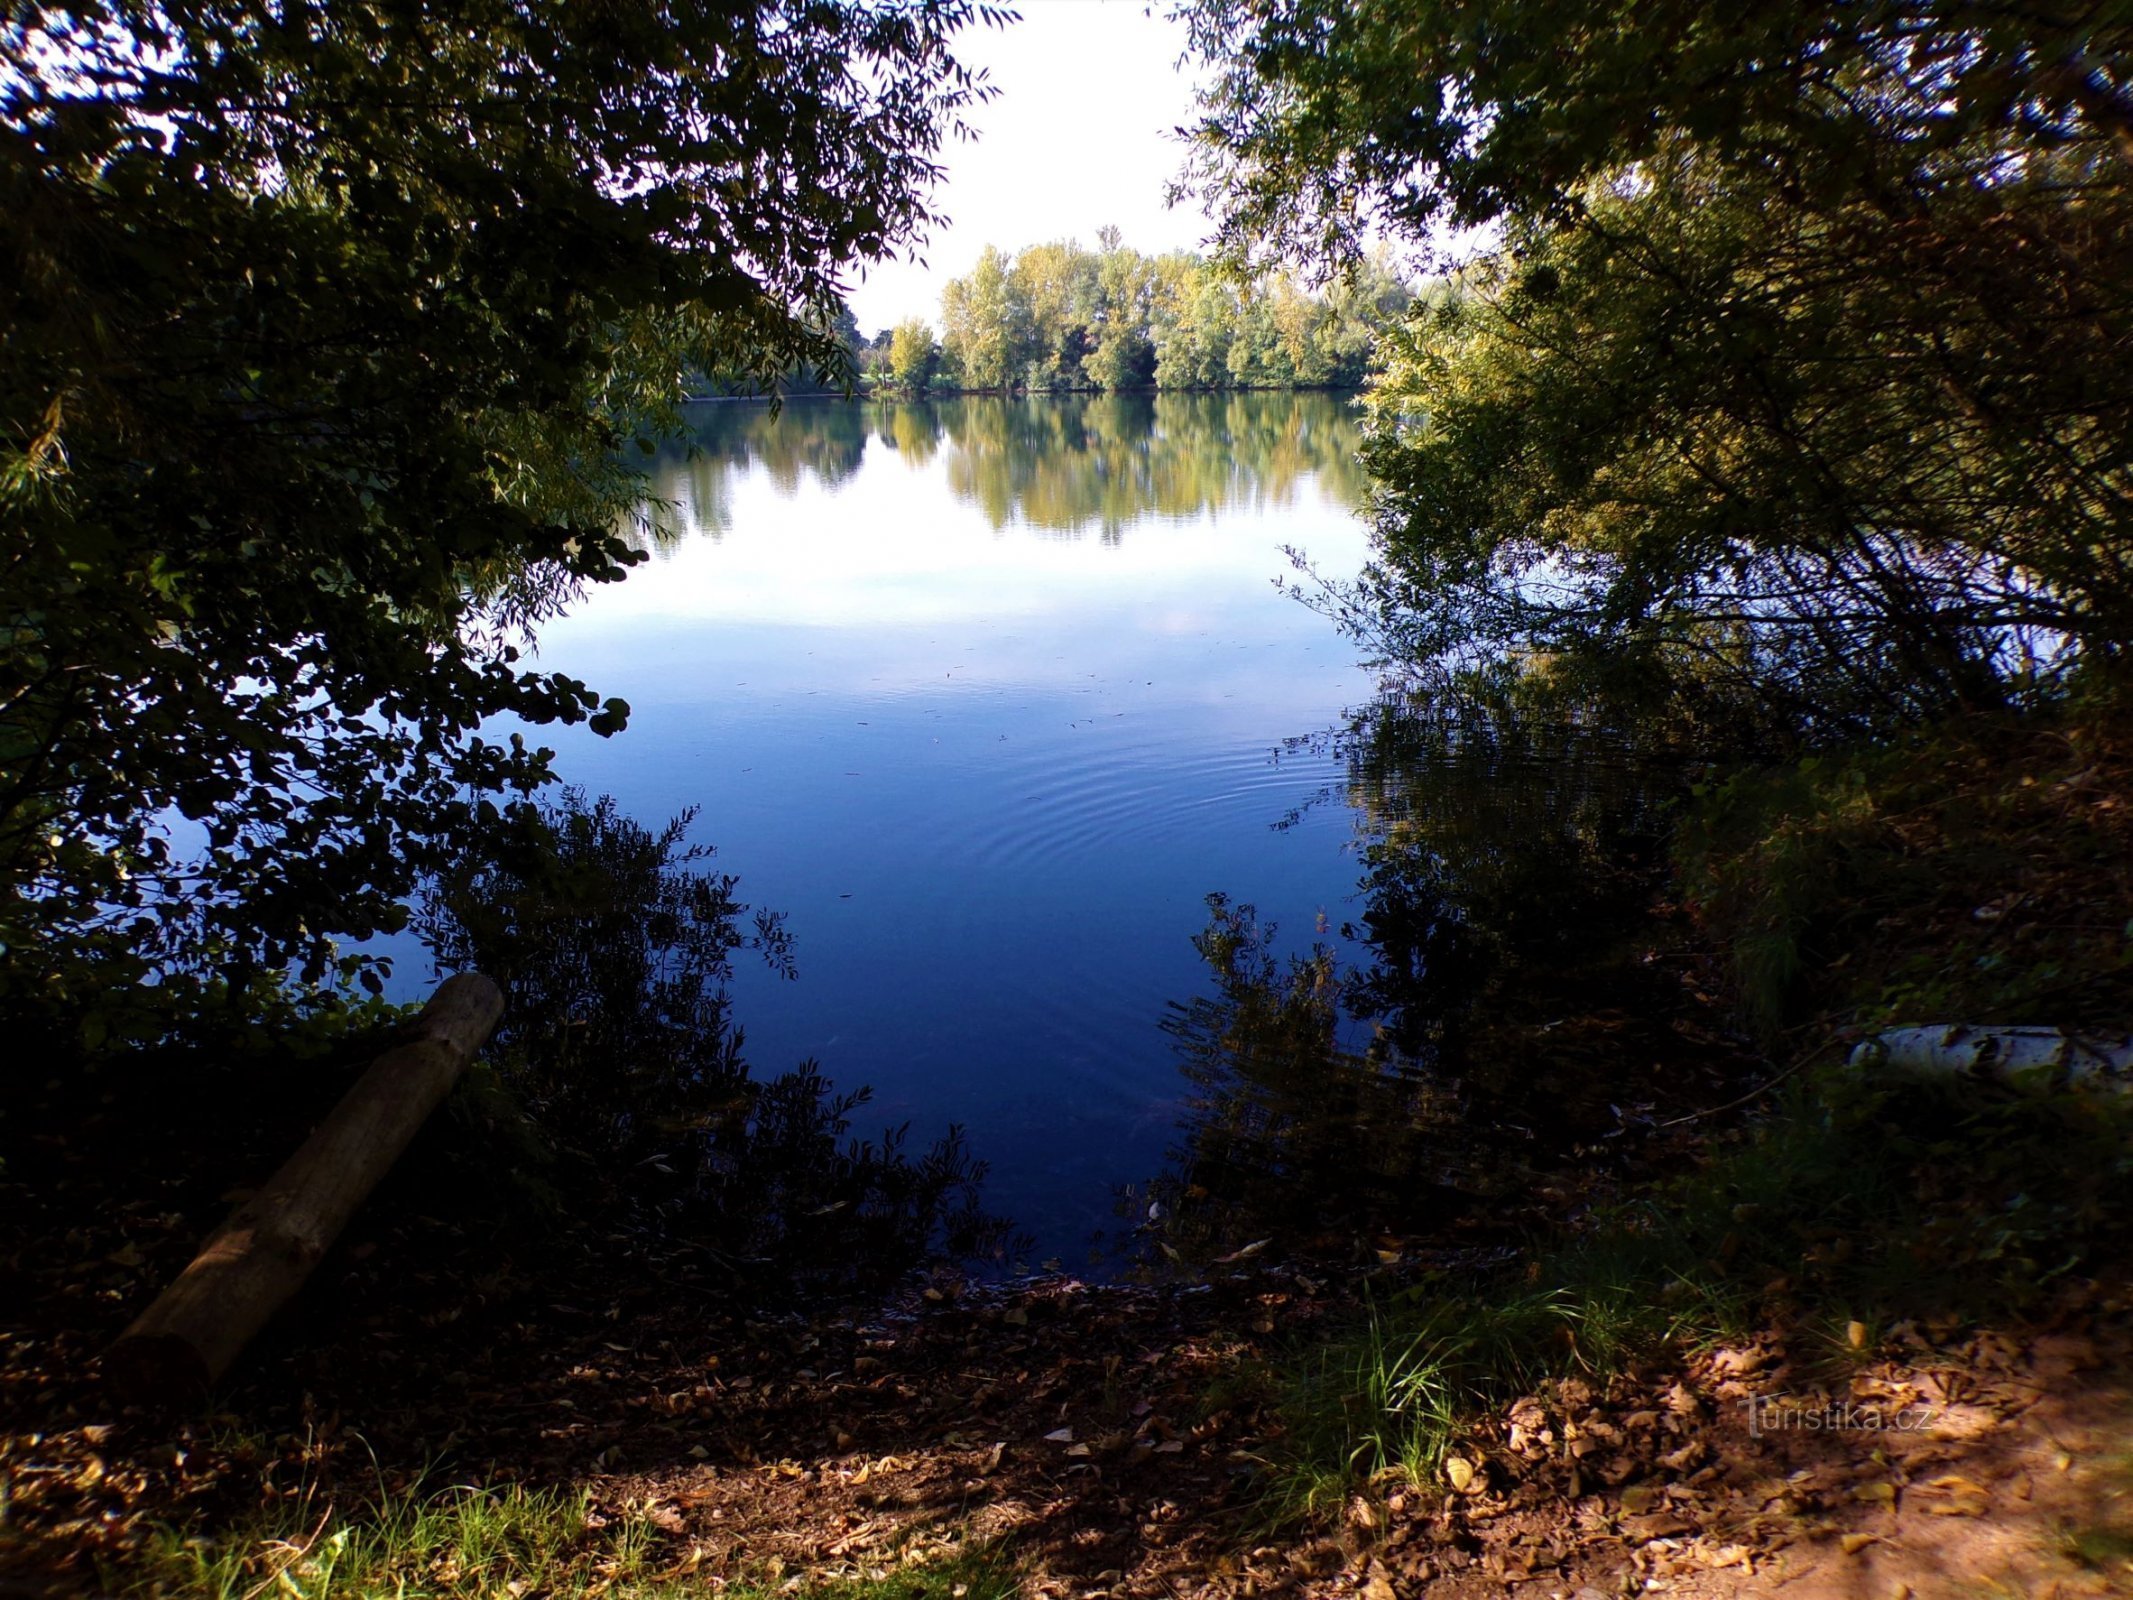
[1178,9,2133,1518]
[1,0,997,1040]
[1188,0,2133,731]
[1184,0,2133,261]
[886,318,940,391]
[1268,1276,1720,1519]
[693,301,879,399]
[939,244,1029,391]
[1086,323,1155,393]
[1347,148,2133,730]
[936,234,1411,392]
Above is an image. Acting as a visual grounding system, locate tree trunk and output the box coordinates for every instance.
[105,973,504,1404]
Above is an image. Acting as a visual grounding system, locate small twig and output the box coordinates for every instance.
[1652,1053,1822,1129]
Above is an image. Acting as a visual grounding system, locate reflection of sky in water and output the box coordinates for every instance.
[523,395,1378,1262]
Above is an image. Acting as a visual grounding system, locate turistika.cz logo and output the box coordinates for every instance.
[1745,1397,1936,1438]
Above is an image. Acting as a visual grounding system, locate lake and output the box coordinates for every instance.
[530,391,1379,1261]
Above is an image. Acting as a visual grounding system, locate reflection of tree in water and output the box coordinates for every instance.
[1148,894,1476,1267]
[1136,694,1722,1270]
[633,447,737,551]
[879,401,943,466]
[626,392,1367,553]
[939,392,1368,540]
[1340,694,1676,1065]
[418,791,1013,1292]
[627,400,876,555]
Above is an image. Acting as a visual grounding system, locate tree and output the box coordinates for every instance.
[887,318,939,390]
[1265,274,1329,386]
[1,0,997,1044]
[1151,257,1238,389]
[1348,154,2133,731]
[1183,0,2133,267]
[1087,324,1156,392]
[939,244,1031,391]
[1090,231,1157,390]
[933,235,1410,393]
[1185,0,2133,730]
[1010,239,1101,388]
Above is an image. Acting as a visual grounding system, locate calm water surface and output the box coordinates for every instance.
[537,392,1377,1258]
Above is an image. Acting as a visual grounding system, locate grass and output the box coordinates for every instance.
[1264,1272,1735,1522]
[2051,1443,2133,1578]
[1256,1070,2133,1521]
[126,1481,1017,1600]
[1246,698,2133,1524]
[1679,702,2133,1040]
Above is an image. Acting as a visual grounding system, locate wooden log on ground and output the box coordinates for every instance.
[1849,1024,2133,1090]
[105,972,504,1403]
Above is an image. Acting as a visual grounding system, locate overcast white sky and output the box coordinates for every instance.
[843,0,1217,336]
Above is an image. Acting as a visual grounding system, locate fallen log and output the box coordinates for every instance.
[105,972,504,1403]
[1849,1024,2133,1090]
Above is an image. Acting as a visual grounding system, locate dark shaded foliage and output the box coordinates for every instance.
[1134,697,1740,1268]
[1,0,997,1048]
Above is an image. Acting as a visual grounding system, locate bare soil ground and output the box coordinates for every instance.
[6,1245,2129,1598]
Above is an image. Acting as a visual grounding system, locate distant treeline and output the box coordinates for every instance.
[697,231,1417,398]
[686,228,1416,398]
[873,230,1414,393]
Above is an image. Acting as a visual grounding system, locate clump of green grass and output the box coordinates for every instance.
[1257,1071,2133,1520]
[126,1482,1016,1600]
[2053,1445,2133,1577]
[1266,1269,1741,1522]
[133,1483,633,1600]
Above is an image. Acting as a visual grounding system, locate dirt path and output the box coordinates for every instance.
[574,1277,2133,1599]
[6,1243,2129,1598]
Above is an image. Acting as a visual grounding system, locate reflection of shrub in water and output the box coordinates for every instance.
[1138,697,1717,1269]
[1141,895,1478,1269]
[1341,694,1674,1065]
[419,792,1009,1290]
